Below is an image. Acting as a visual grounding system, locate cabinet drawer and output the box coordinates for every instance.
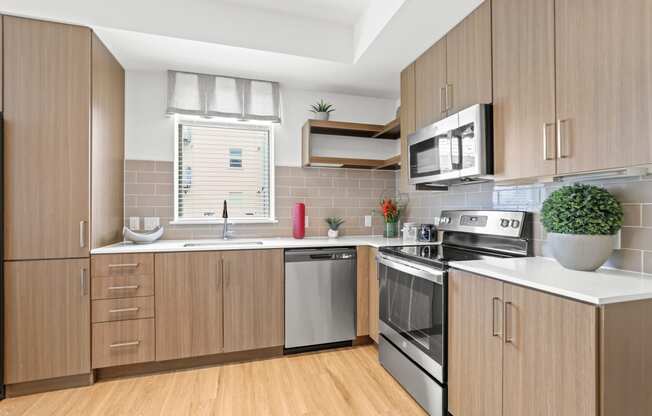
[92,254,154,278]
[92,319,155,368]
[92,297,155,323]
[92,275,154,300]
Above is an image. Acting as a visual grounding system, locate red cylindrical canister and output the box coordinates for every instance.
[292,203,305,239]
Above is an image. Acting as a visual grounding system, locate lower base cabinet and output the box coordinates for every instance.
[368,247,379,343]
[4,259,91,384]
[448,269,652,416]
[154,249,284,362]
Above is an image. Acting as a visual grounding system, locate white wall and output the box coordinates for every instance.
[125,70,399,166]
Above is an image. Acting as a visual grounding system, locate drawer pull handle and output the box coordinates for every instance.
[108,263,140,269]
[108,285,140,291]
[109,307,140,314]
[109,341,140,348]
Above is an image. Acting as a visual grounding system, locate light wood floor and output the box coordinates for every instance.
[0,345,427,415]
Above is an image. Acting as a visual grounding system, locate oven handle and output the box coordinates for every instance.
[376,253,444,285]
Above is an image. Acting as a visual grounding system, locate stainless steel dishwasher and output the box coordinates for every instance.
[284,247,357,352]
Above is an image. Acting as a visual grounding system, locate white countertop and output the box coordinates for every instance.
[450,257,652,305]
[91,236,430,255]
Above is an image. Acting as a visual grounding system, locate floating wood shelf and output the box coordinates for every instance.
[372,118,400,139]
[301,117,402,169]
[303,119,400,140]
[307,155,401,170]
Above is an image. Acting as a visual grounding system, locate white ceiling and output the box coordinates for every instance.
[0,0,484,98]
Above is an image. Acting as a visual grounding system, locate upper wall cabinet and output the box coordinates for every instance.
[399,64,416,193]
[445,0,492,115]
[411,0,492,133]
[3,17,125,261]
[555,0,652,175]
[415,39,447,129]
[4,17,91,261]
[492,0,556,180]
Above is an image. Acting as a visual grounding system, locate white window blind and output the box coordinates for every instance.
[167,70,281,123]
[174,120,274,223]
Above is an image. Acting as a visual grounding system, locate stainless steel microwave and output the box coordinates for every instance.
[408,104,493,186]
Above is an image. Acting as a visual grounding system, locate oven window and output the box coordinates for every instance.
[378,262,444,366]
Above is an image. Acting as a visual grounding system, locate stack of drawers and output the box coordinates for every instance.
[91,254,156,368]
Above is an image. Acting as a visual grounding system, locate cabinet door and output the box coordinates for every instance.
[368,247,379,343]
[4,17,91,260]
[356,246,369,337]
[445,0,492,114]
[155,252,223,361]
[399,64,416,193]
[555,0,652,174]
[5,259,90,384]
[415,38,447,129]
[502,283,598,416]
[448,270,503,416]
[223,250,284,352]
[492,0,557,180]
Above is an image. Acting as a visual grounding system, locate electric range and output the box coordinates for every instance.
[376,210,533,416]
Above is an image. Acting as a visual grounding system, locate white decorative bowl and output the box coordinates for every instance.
[123,226,164,244]
[548,233,614,271]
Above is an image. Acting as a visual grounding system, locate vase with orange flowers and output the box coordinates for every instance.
[378,198,403,238]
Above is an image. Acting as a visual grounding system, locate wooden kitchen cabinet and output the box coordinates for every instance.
[445,0,492,115]
[399,64,416,193]
[492,0,557,180]
[555,0,652,174]
[3,17,91,260]
[448,270,503,416]
[222,250,284,353]
[155,252,223,361]
[415,38,447,129]
[4,259,91,384]
[356,246,370,337]
[368,247,380,343]
[502,283,598,416]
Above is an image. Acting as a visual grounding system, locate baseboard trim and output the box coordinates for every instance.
[6,373,94,397]
[94,346,284,381]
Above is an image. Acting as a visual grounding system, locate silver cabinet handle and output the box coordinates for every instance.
[556,119,569,159]
[543,122,555,161]
[109,307,139,314]
[80,268,88,297]
[109,341,140,348]
[108,263,140,269]
[504,301,514,344]
[446,84,453,111]
[108,285,139,291]
[492,297,502,337]
[219,258,224,289]
[440,86,447,114]
[79,221,87,248]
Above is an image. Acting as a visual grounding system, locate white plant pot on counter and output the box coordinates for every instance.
[314,112,330,121]
[548,233,615,271]
[328,229,339,239]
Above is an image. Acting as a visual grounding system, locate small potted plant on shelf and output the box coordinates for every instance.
[377,198,403,238]
[310,99,335,121]
[325,217,344,239]
[541,183,624,271]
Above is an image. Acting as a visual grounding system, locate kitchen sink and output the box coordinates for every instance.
[183,240,264,248]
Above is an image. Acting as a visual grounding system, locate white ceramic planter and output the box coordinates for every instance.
[314,112,330,121]
[548,233,615,271]
[328,229,339,239]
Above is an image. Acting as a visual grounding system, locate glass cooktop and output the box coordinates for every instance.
[379,244,511,269]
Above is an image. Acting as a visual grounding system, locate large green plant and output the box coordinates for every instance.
[541,184,623,235]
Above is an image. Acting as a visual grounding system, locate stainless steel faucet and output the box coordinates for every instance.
[222,200,232,240]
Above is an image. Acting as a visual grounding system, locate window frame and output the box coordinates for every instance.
[172,116,276,225]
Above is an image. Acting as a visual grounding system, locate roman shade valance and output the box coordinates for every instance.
[167,70,281,123]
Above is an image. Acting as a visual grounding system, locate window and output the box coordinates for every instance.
[174,118,275,223]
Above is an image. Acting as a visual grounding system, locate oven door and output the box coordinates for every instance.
[377,253,446,383]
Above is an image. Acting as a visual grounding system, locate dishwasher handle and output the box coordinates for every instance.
[285,248,357,262]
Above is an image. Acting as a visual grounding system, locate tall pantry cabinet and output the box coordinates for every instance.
[3,16,125,390]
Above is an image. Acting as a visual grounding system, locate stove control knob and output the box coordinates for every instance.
[511,219,521,229]
[500,219,510,228]
[441,217,451,224]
